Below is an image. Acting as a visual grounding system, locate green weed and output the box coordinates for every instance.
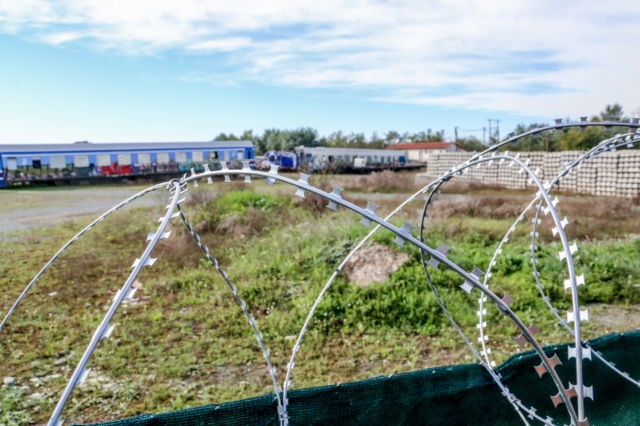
[1,187,640,423]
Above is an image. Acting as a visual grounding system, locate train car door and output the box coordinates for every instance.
[0,157,4,188]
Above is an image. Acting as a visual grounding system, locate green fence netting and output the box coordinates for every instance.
[87,330,640,426]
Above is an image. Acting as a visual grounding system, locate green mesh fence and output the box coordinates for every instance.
[87,330,640,426]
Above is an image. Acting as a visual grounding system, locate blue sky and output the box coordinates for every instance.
[1,1,638,144]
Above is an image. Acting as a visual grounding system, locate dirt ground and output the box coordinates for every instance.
[0,185,162,234]
[0,181,417,235]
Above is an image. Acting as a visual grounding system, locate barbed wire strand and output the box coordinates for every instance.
[47,180,182,426]
[176,203,285,420]
[0,182,168,333]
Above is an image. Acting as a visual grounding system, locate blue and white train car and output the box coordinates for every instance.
[0,141,255,188]
[300,147,405,169]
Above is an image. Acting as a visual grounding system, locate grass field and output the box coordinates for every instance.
[2,172,640,424]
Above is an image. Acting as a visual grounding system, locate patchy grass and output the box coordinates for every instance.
[342,171,423,193]
[1,182,640,424]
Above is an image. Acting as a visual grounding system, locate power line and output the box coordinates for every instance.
[488,119,500,144]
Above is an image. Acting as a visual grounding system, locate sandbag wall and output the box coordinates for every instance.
[427,150,640,197]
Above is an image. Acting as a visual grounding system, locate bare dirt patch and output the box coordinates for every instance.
[588,303,640,334]
[344,243,411,287]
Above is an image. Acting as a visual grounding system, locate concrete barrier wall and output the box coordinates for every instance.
[427,150,640,197]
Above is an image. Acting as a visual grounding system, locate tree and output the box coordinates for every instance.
[325,131,368,148]
[323,131,389,149]
[260,127,321,153]
[557,127,608,151]
[506,123,559,152]
[384,131,403,144]
[590,103,627,122]
[368,131,388,149]
[503,104,635,152]
[213,132,239,141]
[408,129,446,142]
[560,104,631,151]
[456,136,486,153]
[214,129,267,153]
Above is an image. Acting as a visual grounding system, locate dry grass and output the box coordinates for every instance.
[555,195,640,241]
[215,208,269,237]
[343,171,421,193]
[430,196,524,220]
[438,180,508,194]
[425,192,640,242]
[294,192,330,216]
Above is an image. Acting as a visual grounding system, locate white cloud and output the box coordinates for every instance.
[188,37,251,52]
[43,30,85,44]
[1,0,639,117]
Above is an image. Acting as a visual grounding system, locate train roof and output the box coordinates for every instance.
[0,141,253,155]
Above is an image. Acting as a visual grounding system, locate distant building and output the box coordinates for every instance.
[386,142,464,163]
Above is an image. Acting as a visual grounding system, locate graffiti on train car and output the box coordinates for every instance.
[0,141,255,188]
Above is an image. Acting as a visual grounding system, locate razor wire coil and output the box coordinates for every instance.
[3,120,640,426]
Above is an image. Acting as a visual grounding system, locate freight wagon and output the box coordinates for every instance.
[0,141,255,188]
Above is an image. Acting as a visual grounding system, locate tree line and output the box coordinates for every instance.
[501,104,638,152]
[214,104,638,155]
[214,128,449,155]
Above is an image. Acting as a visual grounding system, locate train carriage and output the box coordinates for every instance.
[257,146,410,173]
[0,141,255,188]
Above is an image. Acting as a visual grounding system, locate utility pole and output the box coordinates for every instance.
[483,127,486,145]
[488,119,492,145]
[545,131,549,152]
[454,127,458,144]
[496,119,500,143]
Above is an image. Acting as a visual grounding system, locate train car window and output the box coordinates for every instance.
[7,157,17,171]
[138,153,151,165]
[176,152,187,163]
[32,158,42,169]
[117,153,132,165]
[157,152,170,164]
[192,151,203,162]
[74,155,89,168]
[97,154,111,166]
[223,151,229,161]
[50,156,66,169]
[237,151,244,160]
[210,151,219,160]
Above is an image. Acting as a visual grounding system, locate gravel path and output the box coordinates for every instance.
[0,185,164,234]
